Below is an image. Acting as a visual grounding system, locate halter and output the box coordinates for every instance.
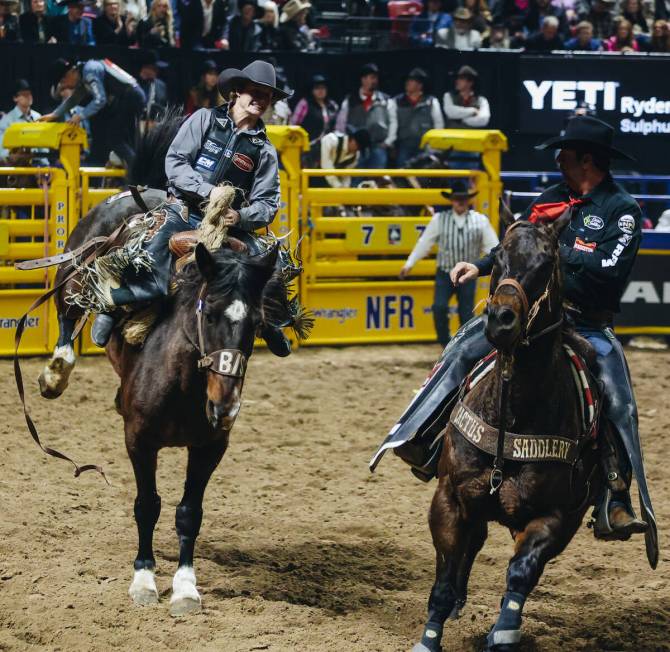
[194,283,247,378]
[489,221,563,347]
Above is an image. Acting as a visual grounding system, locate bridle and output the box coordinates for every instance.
[193,283,247,379]
[487,220,564,495]
[489,221,564,347]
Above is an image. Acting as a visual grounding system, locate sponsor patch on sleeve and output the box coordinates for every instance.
[573,237,596,253]
[618,214,635,234]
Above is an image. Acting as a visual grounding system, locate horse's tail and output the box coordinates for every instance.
[128,105,184,189]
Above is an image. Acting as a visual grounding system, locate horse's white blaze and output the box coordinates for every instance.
[169,566,201,616]
[128,568,159,605]
[224,300,247,323]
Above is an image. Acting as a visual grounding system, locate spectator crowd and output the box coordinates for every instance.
[0,58,490,181]
[0,0,669,52]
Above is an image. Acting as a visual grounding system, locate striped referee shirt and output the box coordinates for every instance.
[405,208,499,272]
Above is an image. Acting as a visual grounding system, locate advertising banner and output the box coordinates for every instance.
[518,56,670,139]
[617,231,670,333]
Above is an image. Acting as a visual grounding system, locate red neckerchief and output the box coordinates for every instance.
[362,91,373,111]
[406,93,422,106]
[529,197,586,224]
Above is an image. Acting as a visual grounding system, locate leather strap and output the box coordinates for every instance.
[15,236,110,270]
[495,278,529,321]
[129,185,149,213]
[194,282,248,378]
[450,400,579,465]
[13,221,130,481]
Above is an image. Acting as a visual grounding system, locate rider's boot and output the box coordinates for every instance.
[261,325,291,357]
[91,313,118,348]
[593,426,647,540]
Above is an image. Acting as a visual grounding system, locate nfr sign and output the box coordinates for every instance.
[366,295,415,330]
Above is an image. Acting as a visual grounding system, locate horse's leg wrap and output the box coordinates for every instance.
[486,591,526,649]
[175,503,203,568]
[133,493,161,570]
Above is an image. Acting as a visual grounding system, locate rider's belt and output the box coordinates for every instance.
[574,308,614,328]
[450,400,579,465]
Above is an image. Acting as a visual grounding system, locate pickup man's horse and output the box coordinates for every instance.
[412,211,602,652]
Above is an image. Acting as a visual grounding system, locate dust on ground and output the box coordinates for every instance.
[0,345,668,651]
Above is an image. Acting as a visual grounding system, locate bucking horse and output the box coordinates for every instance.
[16,114,310,615]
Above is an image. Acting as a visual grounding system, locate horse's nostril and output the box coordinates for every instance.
[499,308,516,326]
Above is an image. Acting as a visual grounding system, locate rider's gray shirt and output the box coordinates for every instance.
[165,108,280,231]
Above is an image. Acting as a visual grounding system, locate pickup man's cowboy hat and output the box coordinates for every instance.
[535,115,634,160]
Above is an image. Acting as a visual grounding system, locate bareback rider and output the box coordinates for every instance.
[91,60,293,357]
[377,116,656,551]
[40,58,145,167]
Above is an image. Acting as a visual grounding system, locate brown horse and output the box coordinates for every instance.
[108,242,283,614]
[39,224,286,613]
[412,212,602,652]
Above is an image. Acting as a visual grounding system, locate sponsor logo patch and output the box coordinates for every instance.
[618,214,635,234]
[232,153,254,172]
[583,215,604,230]
[195,155,216,170]
[251,136,265,146]
[203,139,223,155]
[573,237,596,253]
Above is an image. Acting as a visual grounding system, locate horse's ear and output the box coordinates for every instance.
[195,243,217,280]
[499,197,515,228]
[551,206,573,237]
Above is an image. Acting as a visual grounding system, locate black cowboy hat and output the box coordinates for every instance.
[310,74,328,88]
[406,67,428,85]
[346,125,371,156]
[456,64,478,80]
[49,58,75,88]
[140,50,168,70]
[218,60,291,101]
[13,79,32,95]
[360,62,379,77]
[441,180,478,200]
[535,115,634,160]
[238,0,264,19]
[201,58,218,75]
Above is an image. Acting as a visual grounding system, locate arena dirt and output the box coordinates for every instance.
[0,345,668,652]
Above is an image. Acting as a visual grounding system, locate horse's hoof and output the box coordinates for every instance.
[412,643,440,652]
[129,568,159,606]
[130,586,160,606]
[38,372,64,399]
[169,595,201,617]
[483,629,521,652]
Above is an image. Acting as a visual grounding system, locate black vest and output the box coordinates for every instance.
[193,106,266,211]
[394,94,437,149]
[347,92,390,144]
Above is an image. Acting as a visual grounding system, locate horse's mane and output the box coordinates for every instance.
[128,106,184,189]
[176,248,274,307]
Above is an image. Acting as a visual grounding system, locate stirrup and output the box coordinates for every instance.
[593,487,648,541]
